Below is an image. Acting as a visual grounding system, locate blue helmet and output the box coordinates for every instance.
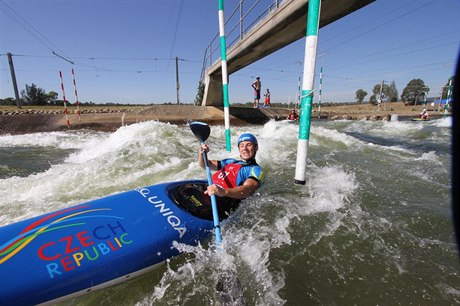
[238,133,258,146]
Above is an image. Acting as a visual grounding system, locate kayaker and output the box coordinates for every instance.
[198,133,264,199]
[420,108,429,119]
[287,109,298,120]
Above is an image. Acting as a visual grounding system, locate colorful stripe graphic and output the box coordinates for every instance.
[0,206,121,264]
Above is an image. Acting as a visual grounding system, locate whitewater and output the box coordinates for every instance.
[0,117,457,305]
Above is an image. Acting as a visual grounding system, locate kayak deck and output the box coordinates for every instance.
[0,180,239,305]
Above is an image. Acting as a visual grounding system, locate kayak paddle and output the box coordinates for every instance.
[189,121,222,244]
[189,121,246,305]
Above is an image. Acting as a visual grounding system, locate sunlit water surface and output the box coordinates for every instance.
[0,118,457,305]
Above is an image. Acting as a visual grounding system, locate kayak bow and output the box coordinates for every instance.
[0,180,239,305]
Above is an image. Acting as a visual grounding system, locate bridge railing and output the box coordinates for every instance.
[200,0,285,82]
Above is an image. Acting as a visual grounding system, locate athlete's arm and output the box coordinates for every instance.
[198,144,218,170]
[205,178,259,199]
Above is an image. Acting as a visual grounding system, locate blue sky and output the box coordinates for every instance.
[0,0,459,105]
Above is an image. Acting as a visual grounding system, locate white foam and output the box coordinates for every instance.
[0,121,198,225]
[432,116,452,128]
[0,130,101,150]
[302,165,358,214]
[313,126,361,147]
[416,151,442,165]
[65,121,165,163]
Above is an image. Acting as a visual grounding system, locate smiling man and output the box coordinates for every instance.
[198,133,264,200]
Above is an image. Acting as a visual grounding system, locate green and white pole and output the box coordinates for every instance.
[294,0,321,185]
[444,77,453,117]
[317,66,323,119]
[217,0,231,152]
[297,76,301,110]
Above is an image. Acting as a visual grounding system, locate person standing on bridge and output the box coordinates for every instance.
[263,88,271,108]
[251,76,261,108]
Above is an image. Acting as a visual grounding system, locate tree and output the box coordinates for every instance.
[369,81,397,104]
[355,89,367,103]
[370,83,386,105]
[401,79,429,105]
[388,81,398,102]
[20,83,48,105]
[47,91,59,105]
[0,97,16,106]
[194,80,204,106]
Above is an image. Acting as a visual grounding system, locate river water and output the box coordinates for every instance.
[0,117,457,305]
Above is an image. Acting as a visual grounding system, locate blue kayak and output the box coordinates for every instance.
[0,180,240,305]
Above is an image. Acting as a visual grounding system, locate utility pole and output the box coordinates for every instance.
[378,80,384,111]
[7,52,21,109]
[175,56,180,105]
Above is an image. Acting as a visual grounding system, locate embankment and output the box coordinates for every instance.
[0,103,444,135]
[0,106,267,135]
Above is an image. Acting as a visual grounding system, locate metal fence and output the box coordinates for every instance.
[200,0,285,81]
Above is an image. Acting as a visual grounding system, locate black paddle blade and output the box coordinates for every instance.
[216,269,246,305]
[189,121,211,143]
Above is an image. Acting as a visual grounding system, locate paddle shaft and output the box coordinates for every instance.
[201,144,223,244]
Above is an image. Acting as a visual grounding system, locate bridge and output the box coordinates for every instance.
[200,0,374,106]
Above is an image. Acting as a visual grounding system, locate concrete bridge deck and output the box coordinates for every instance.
[202,0,374,106]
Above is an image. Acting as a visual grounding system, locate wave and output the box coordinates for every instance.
[0,130,102,150]
[432,116,452,128]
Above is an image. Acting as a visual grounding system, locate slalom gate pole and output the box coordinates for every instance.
[71,68,81,121]
[294,0,321,185]
[58,70,71,127]
[297,76,301,110]
[318,66,322,119]
[217,0,231,152]
[445,78,453,117]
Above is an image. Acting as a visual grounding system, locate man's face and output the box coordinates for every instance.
[238,141,258,160]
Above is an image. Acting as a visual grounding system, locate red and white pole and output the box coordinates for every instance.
[71,68,81,121]
[58,70,71,127]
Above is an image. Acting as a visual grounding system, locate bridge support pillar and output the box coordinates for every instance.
[201,73,223,106]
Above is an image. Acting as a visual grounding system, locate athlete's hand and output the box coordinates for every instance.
[200,144,209,154]
[205,184,225,197]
